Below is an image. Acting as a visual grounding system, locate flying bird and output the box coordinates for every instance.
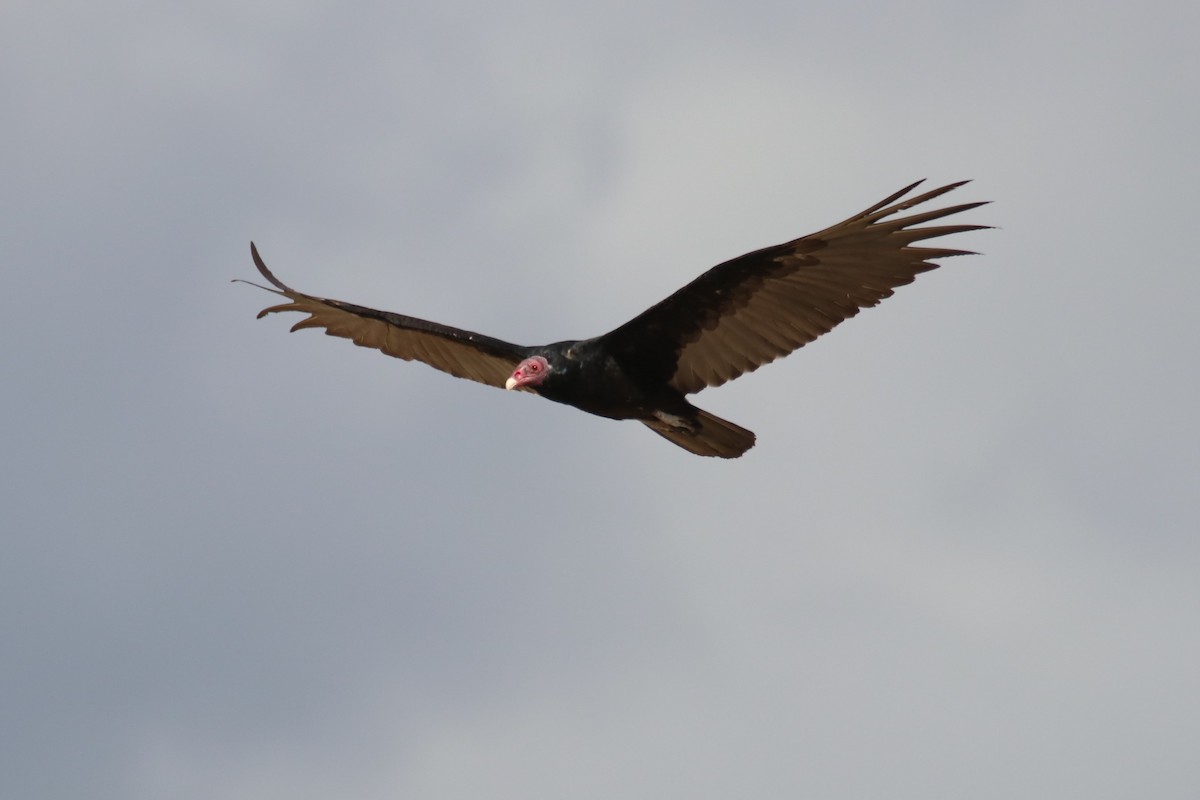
[241,180,987,458]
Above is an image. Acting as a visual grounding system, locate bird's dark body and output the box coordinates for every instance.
[530,338,693,422]
[240,180,988,458]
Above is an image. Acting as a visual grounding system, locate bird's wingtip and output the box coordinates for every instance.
[247,241,291,292]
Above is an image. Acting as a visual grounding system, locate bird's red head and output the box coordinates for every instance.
[505,355,550,391]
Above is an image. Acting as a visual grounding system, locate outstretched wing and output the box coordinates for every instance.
[240,243,529,388]
[599,180,989,394]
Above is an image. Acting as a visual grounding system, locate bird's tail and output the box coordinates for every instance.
[642,408,756,459]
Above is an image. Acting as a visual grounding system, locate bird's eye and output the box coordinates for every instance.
[530,362,540,372]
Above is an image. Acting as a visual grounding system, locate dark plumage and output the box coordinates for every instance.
[240,180,988,457]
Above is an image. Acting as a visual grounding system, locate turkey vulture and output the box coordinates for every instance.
[241,180,987,458]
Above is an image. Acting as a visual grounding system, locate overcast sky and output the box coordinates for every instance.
[3,1,1198,798]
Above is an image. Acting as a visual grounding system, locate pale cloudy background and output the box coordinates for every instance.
[2,1,1197,798]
